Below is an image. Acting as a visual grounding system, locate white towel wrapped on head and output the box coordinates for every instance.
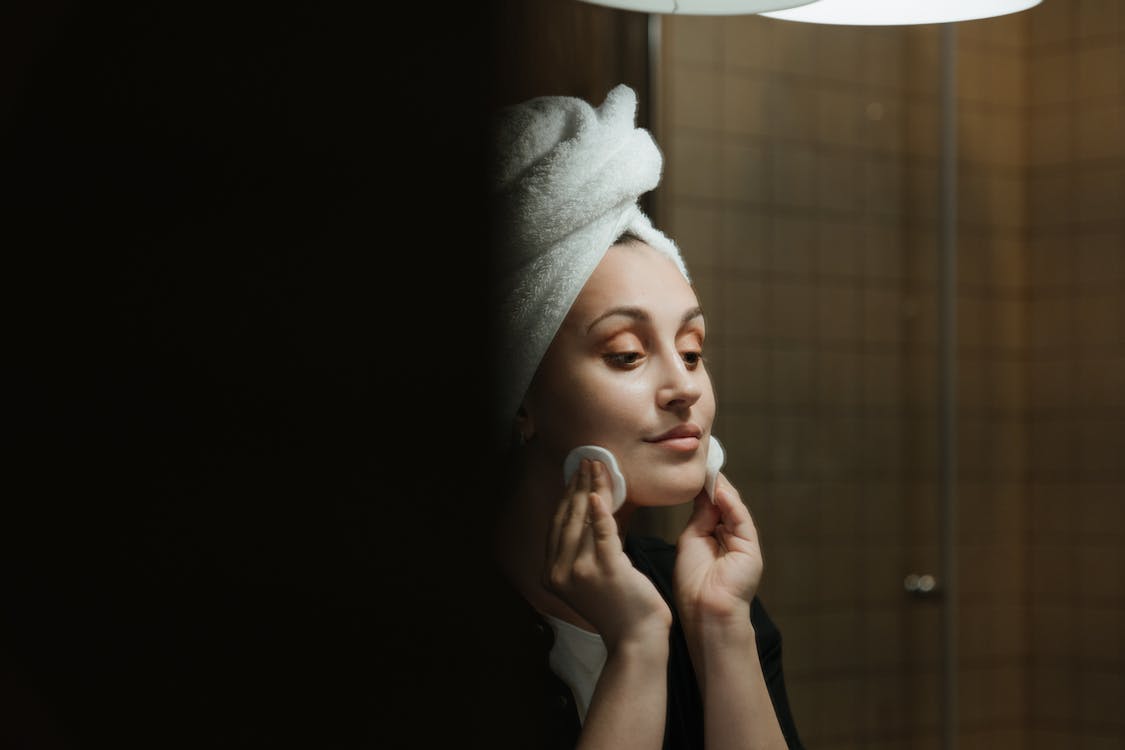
[490,84,689,448]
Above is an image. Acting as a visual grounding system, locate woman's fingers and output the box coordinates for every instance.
[713,478,758,546]
[547,459,581,565]
[558,459,593,568]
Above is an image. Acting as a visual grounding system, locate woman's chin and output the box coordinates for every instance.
[626,470,708,507]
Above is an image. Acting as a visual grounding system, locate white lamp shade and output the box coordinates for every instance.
[760,0,1042,25]
[577,0,819,15]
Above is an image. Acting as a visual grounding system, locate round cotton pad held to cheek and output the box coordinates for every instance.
[706,434,725,503]
[562,445,628,513]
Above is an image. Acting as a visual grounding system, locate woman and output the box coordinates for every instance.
[489,84,803,750]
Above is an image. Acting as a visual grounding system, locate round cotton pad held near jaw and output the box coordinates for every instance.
[563,445,627,513]
[706,434,725,502]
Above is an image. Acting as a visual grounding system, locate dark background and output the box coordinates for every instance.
[2,1,507,747]
[2,0,650,746]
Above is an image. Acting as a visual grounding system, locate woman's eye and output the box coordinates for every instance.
[605,352,643,368]
[683,351,705,367]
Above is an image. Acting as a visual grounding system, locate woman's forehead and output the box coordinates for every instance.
[570,243,699,323]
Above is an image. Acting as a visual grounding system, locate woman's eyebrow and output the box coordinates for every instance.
[586,305,705,333]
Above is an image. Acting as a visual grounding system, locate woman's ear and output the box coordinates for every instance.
[514,404,534,445]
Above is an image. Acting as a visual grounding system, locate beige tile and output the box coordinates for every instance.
[1076,0,1121,39]
[958,48,992,105]
[770,346,813,407]
[819,675,865,739]
[864,224,902,281]
[816,283,861,343]
[862,286,902,345]
[959,542,1023,598]
[1030,544,1074,598]
[1028,233,1072,288]
[863,26,907,91]
[770,214,815,276]
[861,414,903,476]
[1077,603,1125,666]
[818,479,860,544]
[859,480,904,544]
[772,145,818,210]
[995,296,1027,352]
[904,25,940,96]
[817,219,864,277]
[816,87,864,149]
[818,150,864,215]
[1077,44,1120,100]
[669,202,721,272]
[1030,667,1076,722]
[818,549,863,607]
[1029,50,1073,108]
[865,157,903,219]
[767,20,819,77]
[1075,482,1125,541]
[717,408,771,478]
[991,358,1026,413]
[668,15,721,66]
[721,275,768,341]
[1028,295,1072,353]
[669,66,721,132]
[1077,668,1125,728]
[1030,602,1074,660]
[989,53,1026,109]
[958,729,1026,750]
[769,413,812,478]
[721,71,771,137]
[721,14,770,71]
[720,206,769,273]
[1028,417,1076,479]
[768,278,815,342]
[986,236,1027,290]
[811,25,861,85]
[1076,354,1125,410]
[1028,0,1073,47]
[1030,357,1071,411]
[1075,103,1125,161]
[770,80,818,144]
[764,541,820,606]
[860,542,906,606]
[1076,291,1121,350]
[863,607,904,671]
[906,100,941,159]
[860,350,902,408]
[720,138,768,204]
[668,132,721,200]
[1030,108,1071,167]
[1075,229,1125,285]
[863,96,904,155]
[815,350,862,408]
[1030,482,1076,545]
[1078,418,1125,480]
[807,414,862,479]
[904,162,939,223]
[1076,164,1124,225]
[958,666,1024,726]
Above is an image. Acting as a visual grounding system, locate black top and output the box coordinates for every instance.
[499,533,804,750]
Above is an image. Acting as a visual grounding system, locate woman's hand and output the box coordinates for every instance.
[673,473,764,629]
[544,459,672,650]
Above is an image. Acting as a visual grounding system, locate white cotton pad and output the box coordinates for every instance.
[562,445,627,513]
[706,434,725,503]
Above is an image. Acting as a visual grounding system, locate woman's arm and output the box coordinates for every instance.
[547,460,672,749]
[674,477,789,750]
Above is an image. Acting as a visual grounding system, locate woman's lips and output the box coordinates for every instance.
[649,435,701,452]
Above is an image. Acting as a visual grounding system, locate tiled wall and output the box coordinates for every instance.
[648,2,1123,748]
[1025,2,1125,748]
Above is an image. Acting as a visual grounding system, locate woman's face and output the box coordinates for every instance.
[523,241,716,507]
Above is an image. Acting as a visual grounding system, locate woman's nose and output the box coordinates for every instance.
[656,354,702,411]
